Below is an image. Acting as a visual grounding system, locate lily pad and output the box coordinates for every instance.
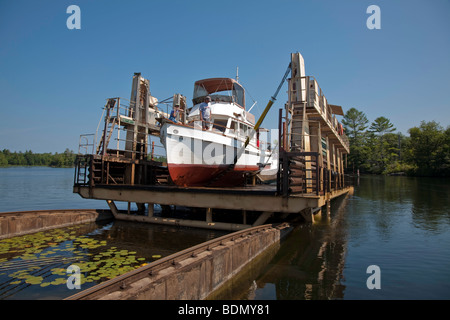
[50,278,67,286]
[25,276,43,285]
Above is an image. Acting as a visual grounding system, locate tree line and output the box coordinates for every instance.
[0,148,169,168]
[2,113,449,177]
[342,108,450,177]
[0,149,76,168]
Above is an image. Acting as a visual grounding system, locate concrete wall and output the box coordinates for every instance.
[82,224,291,300]
[0,209,113,240]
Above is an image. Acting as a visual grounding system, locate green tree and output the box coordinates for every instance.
[368,117,396,173]
[342,108,369,141]
[342,108,369,173]
[0,148,77,168]
[24,150,34,166]
[443,126,450,175]
[407,121,449,176]
[0,152,8,166]
[369,116,396,136]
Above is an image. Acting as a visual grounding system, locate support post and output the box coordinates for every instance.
[147,203,154,217]
[136,203,146,214]
[277,108,283,196]
[252,211,272,226]
[299,208,314,223]
[106,200,119,217]
[206,208,212,223]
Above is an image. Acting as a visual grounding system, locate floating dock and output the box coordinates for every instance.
[0,209,113,240]
[73,52,353,230]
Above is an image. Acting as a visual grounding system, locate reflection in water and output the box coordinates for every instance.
[341,176,450,300]
[253,196,350,300]
[213,196,350,300]
[215,176,450,300]
[409,177,450,233]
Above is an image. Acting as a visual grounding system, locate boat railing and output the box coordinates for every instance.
[169,118,271,152]
[78,134,96,155]
[74,134,168,187]
[104,133,165,158]
[77,95,168,159]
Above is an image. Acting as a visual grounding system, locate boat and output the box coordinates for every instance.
[159,77,277,187]
[256,145,279,184]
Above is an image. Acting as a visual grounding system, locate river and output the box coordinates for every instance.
[0,167,449,299]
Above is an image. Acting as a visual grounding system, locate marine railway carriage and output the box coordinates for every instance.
[73,52,352,230]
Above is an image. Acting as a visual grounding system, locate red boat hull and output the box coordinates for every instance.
[167,164,259,187]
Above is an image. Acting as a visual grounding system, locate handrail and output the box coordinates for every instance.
[165,119,270,151]
[78,134,95,155]
[293,76,350,152]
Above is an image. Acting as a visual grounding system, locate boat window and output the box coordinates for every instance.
[239,123,248,136]
[213,119,228,133]
[229,121,236,134]
[233,83,245,108]
[193,84,209,100]
[210,94,233,103]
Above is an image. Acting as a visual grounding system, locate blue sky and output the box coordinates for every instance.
[1,0,449,153]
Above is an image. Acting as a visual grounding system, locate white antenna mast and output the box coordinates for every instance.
[247,101,258,113]
[236,66,239,82]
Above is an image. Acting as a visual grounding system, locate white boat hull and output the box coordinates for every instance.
[160,122,274,187]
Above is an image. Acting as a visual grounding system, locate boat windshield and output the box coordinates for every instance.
[193,78,245,108]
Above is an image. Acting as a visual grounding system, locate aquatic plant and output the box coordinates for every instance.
[0,223,162,298]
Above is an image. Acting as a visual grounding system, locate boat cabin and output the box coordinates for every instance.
[192,78,245,108]
[188,78,257,145]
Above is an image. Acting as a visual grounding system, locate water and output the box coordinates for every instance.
[0,167,105,212]
[219,175,450,300]
[1,167,450,299]
[0,167,228,299]
[339,176,450,299]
